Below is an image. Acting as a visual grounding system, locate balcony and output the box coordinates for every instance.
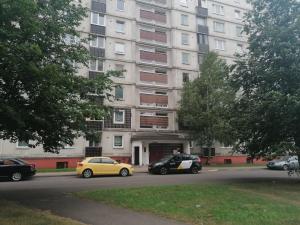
[140,30,167,44]
[91,0,106,13]
[197,25,209,34]
[140,93,168,108]
[140,71,168,84]
[140,50,167,64]
[198,44,209,53]
[196,6,208,17]
[140,116,168,129]
[90,24,106,35]
[140,9,167,24]
[85,147,102,157]
[86,120,103,131]
[90,47,105,58]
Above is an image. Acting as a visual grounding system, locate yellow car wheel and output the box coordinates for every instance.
[82,169,93,178]
[120,168,129,177]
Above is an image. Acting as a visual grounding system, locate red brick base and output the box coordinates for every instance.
[23,157,83,169]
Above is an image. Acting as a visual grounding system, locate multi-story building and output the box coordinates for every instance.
[0,0,254,168]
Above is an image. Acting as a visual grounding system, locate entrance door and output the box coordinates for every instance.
[134,147,140,165]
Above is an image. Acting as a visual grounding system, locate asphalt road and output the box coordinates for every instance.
[0,168,297,225]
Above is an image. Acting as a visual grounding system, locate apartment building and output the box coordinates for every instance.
[0,0,252,168]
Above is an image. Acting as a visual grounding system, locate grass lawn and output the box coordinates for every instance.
[0,200,85,225]
[77,181,300,225]
[37,168,75,173]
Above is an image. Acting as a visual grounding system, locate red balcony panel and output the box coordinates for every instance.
[140,51,154,61]
[140,30,153,40]
[140,10,153,20]
[140,116,168,127]
[154,13,166,23]
[154,32,167,43]
[140,72,168,83]
[155,52,167,63]
[140,94,168,105]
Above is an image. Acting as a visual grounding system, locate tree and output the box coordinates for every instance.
[0,0,115,152]
[178,52,235,163]
[229,0,300,163]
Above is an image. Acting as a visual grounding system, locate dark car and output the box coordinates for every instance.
[0,158,36,181]
[148,154,202,175]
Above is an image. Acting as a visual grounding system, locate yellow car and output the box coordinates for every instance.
[76,157,134,178]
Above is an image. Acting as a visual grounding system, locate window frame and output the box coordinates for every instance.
[181,52,190,65]
[113,135,124,148]
[116,20,125,33]
[181,14,188,26]
[116,0,125,11]
[213,21,225,33]
[113,110,125,124]
[90,36,105,48]
[115,42,125,55]
[90,12,105,26]
[115,85,124,100]
[89,59,104,72]
[181,33,189,45]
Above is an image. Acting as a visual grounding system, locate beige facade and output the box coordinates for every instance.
[0,0,250,167]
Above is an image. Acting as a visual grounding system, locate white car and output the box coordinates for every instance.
[267,156,299,170]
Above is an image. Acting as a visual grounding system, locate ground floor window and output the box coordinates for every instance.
[113,135,123,148]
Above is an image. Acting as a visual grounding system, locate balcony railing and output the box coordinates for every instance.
[85,147,102,157]
[196,6,208,17]
[197,25,209,34]
[198,44,209,53]
[91,0,106,13]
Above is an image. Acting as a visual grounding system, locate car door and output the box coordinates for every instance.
[101,158,118,174]
[0,160,18,177]
[87,158,103,175]
[169,155,182,172]
[179,155,193,171]
[0,160,5,177]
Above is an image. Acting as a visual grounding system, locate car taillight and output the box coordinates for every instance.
[30,164,36,169]
[197,158,201,163]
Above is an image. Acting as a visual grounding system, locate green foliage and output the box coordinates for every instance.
[229,0,300,158]
[178,52,235,148]
[0,0,114,152]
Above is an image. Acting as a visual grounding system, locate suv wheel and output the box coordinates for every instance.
[191,166,199,174]
[160,167,168,175]
[283,164,289,171]
[11,172,22,181]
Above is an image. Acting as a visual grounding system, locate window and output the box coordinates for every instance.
[115,64,125,77]
[236,26,243,37]
[116,20,125,33]
[113,135,123,148]
[17,140,29,148]
[200,0,207,8]
[181,33,189,45]
[91,12,105,26]
[198,34,208,45]
[213,4,225,15]
[181,14,188,26]
[115,43,125,54]
[213,21,225,33]
[179,0,187,7]
[89,158,101,163]
[115,86,124,100]
[181,52,190,64]
[101,158,115,164]
[117,0,125,11]
[113,110,125,124]
[90,36,105,48]
[183,73,189,83]
[197,17,206,26]
[64,34,79,45]
[235,10,241,19]
[215,39,225,50]
[89,59,103,71]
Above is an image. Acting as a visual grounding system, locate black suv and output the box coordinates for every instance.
[0,158,36,181]
[148,154,202,175]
